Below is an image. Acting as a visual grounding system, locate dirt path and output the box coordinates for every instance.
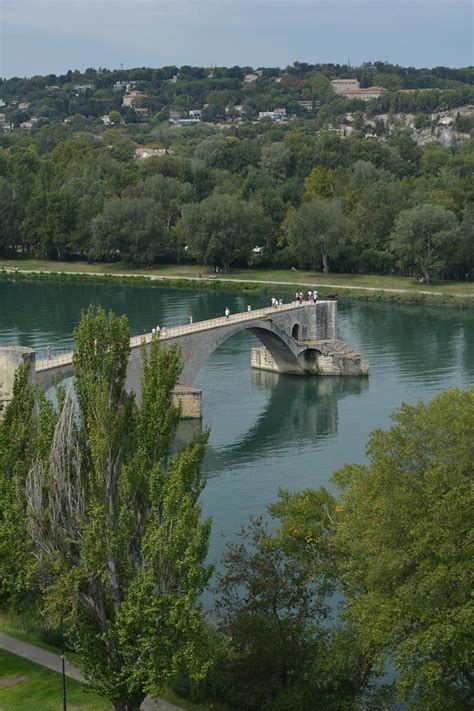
[0,632,182,711]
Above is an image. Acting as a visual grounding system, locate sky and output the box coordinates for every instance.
[1,0,473,79]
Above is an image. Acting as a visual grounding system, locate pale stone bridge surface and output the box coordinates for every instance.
[1,300,367,418]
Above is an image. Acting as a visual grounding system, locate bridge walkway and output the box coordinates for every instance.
[36,301,309,372]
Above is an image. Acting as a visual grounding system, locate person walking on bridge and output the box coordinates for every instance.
[225,307,230,319]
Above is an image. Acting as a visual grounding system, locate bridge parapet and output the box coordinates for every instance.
[1,299,364,420]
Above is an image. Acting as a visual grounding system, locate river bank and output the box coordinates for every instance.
[1,261,473,308]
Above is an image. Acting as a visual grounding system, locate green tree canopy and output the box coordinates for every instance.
[288,198,347,274]
[181,193,271,271]
[334,387,474,710]
[390,202,460,282]
[22,306,212,710]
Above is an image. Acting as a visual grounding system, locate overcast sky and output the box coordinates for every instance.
[1,0,472,79]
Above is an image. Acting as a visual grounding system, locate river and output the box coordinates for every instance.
[1,278,473,580]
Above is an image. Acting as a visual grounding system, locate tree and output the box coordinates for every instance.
[390,202,460,283]
[0,364,37,600]
[0,177,21,255]
[180,194,271,271]
[260,143,292,181]
[311,73,334,101]
[108,110,122,125]
[352,180,414,248]
[210,492,387,711]
[288,198,347,274]
[23,187,78,260]
[91,197,168,266]
[24,306,212,711]
[334,387,474,710]
[303,165,336,200]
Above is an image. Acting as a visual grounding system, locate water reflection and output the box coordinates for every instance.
[203,371,368,475]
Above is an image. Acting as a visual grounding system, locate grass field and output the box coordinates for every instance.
[0,649,110,711]
[0,611,222,711]
[2,258,473,297]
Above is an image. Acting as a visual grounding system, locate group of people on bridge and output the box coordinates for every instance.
[296,290,318,304]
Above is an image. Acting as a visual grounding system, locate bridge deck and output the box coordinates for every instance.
[36,301,312,372]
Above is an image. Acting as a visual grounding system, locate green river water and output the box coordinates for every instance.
[1,279,473,583]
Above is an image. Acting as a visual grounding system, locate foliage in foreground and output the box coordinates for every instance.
[0,306,212,711]
[202,387,474,710]
[334,386,474,710]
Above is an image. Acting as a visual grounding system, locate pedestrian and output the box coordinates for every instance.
[278,298,283,306]
[156,325,160,334]
[299,291,304,304]
[225,307,230,319]
[188,314,193,325]
[247,304,252,312]
[313,289,318,303]
[307,290,312,301]
[47,346,51,360]
[152,327,156,334]
[161,326,166,336]
[295,291,299,304]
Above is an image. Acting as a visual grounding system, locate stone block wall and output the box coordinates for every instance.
[0,346,36,418]
[172,384,203,419]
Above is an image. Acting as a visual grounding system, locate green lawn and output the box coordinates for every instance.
[0,649,111,711]
[0,612,222,711]
[1,258,473,296]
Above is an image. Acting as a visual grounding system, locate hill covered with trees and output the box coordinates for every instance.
[0,61,473,282]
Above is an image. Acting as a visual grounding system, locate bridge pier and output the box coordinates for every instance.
[251,340,369,376]
[0,346,36,418]
[172,384,202,419]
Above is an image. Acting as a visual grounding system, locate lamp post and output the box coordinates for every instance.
[60,617,67,711]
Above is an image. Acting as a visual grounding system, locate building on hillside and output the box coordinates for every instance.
[244,73,259,83]
[338,86,387,101]
[297,100,313,110]
[189,109,202,120]
[0,99,5,108]
[18,102,30,110]
[258,108,287,121]
[20,118,38,129]
[360,86,387,99]
[114,80,140,92]
[169,110,183,122]
[74,84,95,92]
[135,146,170,159]
[122,91,148,108]
[170,118,201,126]
[331,78,360,93]
[99,115,112,125]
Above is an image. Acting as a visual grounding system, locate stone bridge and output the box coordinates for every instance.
[0,300,368,418]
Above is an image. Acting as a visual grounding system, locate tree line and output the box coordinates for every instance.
[0,113,473,282]
[0,306,472,710]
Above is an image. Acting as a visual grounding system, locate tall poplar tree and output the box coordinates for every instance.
[25,306,212,711]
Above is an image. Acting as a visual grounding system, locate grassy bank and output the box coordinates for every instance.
[0,649,110,711]
[1,259,473,308]
[0,610,221,711]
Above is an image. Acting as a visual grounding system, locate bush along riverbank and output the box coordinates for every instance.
[1,268,473,309]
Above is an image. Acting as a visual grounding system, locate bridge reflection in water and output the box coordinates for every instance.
[175,370,369,476]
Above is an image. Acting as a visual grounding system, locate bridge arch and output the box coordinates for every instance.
[175,317,304,385]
